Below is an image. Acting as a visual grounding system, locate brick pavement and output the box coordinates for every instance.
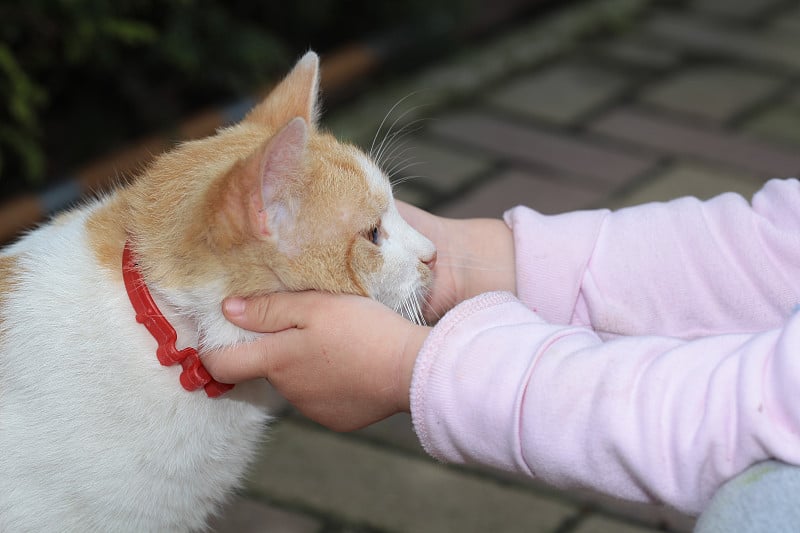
[205,0,800,531]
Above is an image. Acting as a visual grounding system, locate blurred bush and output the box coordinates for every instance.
[0,0,472,198]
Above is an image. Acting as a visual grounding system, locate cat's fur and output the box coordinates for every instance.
[0,52,435,532]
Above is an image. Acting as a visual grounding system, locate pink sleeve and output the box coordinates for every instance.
[410,291,800,514]
[505,178,800,337]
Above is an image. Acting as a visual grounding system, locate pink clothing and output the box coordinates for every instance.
[409,178,800,515]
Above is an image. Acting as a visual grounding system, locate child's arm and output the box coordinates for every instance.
[411,291,800,515]
[509,178,800,338]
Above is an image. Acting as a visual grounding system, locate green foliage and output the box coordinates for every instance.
[0,43,47,181]
[0,0,472,197]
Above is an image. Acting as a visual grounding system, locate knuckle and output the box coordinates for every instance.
[254,295,277,327]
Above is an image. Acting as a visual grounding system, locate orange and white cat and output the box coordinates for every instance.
[0,52,435,532]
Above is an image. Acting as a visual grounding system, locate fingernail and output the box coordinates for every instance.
[224,298,246,317]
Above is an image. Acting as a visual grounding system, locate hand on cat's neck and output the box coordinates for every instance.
[203,291,431,432]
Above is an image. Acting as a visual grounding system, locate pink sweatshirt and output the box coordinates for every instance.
[409,178,800,515]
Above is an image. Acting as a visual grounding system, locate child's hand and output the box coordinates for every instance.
[396,201,516,322]
[202,292,430,432]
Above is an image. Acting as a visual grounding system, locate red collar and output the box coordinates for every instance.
[122,240,233,398]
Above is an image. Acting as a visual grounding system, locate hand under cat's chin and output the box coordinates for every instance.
[203,291,431,431]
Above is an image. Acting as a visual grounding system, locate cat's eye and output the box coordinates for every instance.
[364,223,381,246]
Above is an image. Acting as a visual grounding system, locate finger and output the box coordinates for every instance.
[221,291,320,333]
[202,332,296,384]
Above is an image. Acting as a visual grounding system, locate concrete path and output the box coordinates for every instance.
[211,0,800,530]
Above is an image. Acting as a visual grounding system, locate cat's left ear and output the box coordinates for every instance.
[207,117,309,249]
[245,51,320,129]
[251,117,309,241]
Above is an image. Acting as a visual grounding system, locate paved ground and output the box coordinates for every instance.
[87,0,800,531]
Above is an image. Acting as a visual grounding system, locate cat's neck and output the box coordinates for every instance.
[145,278,260,353]
[87,193,259,353]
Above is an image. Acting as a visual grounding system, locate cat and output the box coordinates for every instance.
[0,51,436,532]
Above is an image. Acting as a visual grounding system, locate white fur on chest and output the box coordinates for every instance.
[0,200,273,532]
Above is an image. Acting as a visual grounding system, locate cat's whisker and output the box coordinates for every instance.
[374,115,432,169]
[369,91,422,160]
[426,289,461,324]
[385,155,418,179]
[389,169,420,187]
[404,292,415,321]
[379,120,430,168]
[397,296,408,317]
[401,297,413,323]
[405,293,419,326]
[414,294,427,327]
[375,117,432,168]
[388,161,425,180]
[383,145,418,175]
[391,172,425,182]
[389,173,426,191]
[372,103,426,164]
[391,175,427,190]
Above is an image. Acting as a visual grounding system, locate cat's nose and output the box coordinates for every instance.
[422,251,437,270]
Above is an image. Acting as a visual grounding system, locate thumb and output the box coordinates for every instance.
[202,338,274,384]
[221,291,312,333]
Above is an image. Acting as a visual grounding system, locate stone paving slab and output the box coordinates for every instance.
[486,62,632,126]
[591,107,800,177]
[768,4,800,35]
[741,89,800,148]
[350,412,696,533]
[431,111,656,187]
[639,65,783,124]
[352,413,427,457]
[435,169,608,218]
[610,161,768,210]
[600,34,682,71]
[382,136,492,195]
[246,420,577,533]
[208,498,322,533]
[692,0,786,20]
[573,514,664,533]
[644,12,800,71]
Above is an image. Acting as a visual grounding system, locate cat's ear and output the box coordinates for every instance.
[208,117,308,248]
[251,117,308,240]
[245,51,320,129]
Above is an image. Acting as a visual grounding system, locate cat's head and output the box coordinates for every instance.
[128,52,435,325]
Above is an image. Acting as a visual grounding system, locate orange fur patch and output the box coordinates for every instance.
[86,196,130,281]
[0,254,21,339]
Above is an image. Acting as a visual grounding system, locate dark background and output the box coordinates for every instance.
[0,0,560,201]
